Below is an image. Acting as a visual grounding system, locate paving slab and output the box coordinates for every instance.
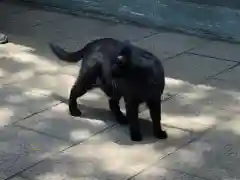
[21,123,198,180]
[0,2,31,16]
[152,118,240,180]
[28,14,114,42]
[16,103,115,144]
[142,77,240,135]
[11,68,77,98]
[163,54,236,95]
[132,166,205,180]
[0,39,61,85]
[0,126,70,179]
[0,84,60,126]
[1,9,67,36]
[162,78,240,124]
[203,77,240,96]
[100,23,157,42]
[190,40,240,62]
[163,96,235,128]
[216,65,240,82]
[141,95,229,134]
[141,81,240,136]
[134,32,207,60]
[177,78,240,114]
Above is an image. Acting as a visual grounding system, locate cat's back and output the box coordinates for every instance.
[85,38,122,55]
[131,45,164,76]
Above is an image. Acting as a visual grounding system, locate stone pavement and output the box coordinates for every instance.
[1,1,240,180]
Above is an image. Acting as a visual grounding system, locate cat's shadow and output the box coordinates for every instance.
[81,107,161,145]
[83,108,159,145]
[115,118,162,145]
[52,93,161,145]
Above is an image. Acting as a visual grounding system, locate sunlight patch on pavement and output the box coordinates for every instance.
[80,93,103,101]
[70,129,92,142]
[0,107,14,127]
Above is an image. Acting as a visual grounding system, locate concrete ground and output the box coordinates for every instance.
[1,2,240,180]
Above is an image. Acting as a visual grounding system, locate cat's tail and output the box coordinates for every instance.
[49,43,86,63]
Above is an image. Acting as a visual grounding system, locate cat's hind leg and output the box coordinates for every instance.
[69,66,99,117]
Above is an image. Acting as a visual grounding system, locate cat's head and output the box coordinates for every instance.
[111,45,132,77]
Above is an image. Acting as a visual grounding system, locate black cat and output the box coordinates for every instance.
[49,38,167,141]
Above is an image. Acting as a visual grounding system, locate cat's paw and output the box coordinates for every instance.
[116,114,129,125]
[130,132,143,141]
[69,109,82,117]
[154,130,168,139]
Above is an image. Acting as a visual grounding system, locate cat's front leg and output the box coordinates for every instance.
[109,98,128,124]
[147,98,168,139]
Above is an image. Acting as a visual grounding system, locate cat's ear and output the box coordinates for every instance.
[118,46,131,61]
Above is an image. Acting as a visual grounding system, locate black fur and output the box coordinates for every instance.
[49,38,167,141]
